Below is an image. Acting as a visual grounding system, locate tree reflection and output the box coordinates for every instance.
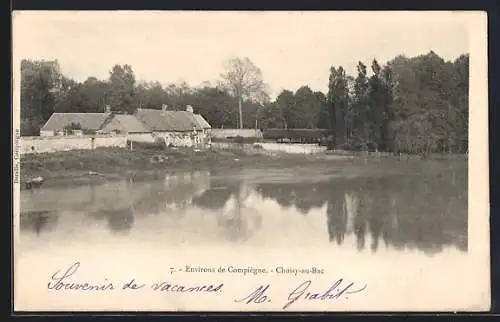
[192,180,239,210]
[294,184,329,215]
[326,185,348,245]
[131,181,171,215]
[252,166,467,256]
[364,178,391,253]
[194,178,262,243]
[21,162,466,254]
[256,184,295,210]
[88,208,135,235]
[105,208,135,235]
[216,183,262,243]
[20,211,59,235]
[353,191,367,251]
[256,182,330,214]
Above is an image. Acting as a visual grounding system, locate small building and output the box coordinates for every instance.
[40,113,113,136]
[134,106,211,148]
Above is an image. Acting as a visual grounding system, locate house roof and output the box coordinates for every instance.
[134,109,211,132]
[107,114,151,133]
[193,114,212,129]
[41,113,112,132]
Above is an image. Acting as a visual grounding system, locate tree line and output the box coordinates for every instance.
[20,51,468,154]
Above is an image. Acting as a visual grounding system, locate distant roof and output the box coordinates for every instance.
[193,114,212,129]
[41,113,112,132]
[108,114,151,133]
[134,109,211,132]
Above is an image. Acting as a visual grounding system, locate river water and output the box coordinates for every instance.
[18,157,467,253]
[15,156,478,311]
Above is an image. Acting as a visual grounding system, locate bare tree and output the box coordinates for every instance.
[219,57,268,129]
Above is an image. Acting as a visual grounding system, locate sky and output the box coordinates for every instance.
[13,11,471,98]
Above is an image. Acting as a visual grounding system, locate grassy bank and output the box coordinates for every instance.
[19,144,467,190]
[19,146,326,189]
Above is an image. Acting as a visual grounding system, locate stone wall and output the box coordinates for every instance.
[258,143,327,154]
[20,135,128,155]
[127,133,156,143]
[21,130,212,154]
[211,128,263,139]
[200,129,211,147]
[211,142,327,155]
[152,130,211,148]
[40,130,55,137]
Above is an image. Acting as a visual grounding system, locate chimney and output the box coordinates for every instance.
[162,104,168,111]
[186,105,194,113]
[105,105,111,113]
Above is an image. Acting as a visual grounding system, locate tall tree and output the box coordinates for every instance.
[451,54,469,152]
[165,81,193,110]
[275,90,296,129]
[107,64,136,113]
[379,65,395,151]
[314,91,330,129]
[190,86,236,128]
[258,102,282,129]
[79,77,109,112]
[53,76,78,113]
[219,57,268,129]
[135,81,170,109]
[385,51,469,154]
[367,59,394,151]
[352,62,370,148]
[294,86,320,128]
[327,66,349,146]
[20,59,63,135]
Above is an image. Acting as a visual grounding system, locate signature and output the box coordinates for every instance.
[235,279,367,309]
[234,284,272,304]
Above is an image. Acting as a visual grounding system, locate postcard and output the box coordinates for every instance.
[12,10,490,312]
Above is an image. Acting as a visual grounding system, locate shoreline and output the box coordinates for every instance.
[18,146,337,190]
[19,146,467,190]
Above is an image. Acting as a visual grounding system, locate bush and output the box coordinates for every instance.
[130,138,166,150]
[253,143,263,149]
[154,137,166,146]
[82,128,94,135]
[319,135,335,147]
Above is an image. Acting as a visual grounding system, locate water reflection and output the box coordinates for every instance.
[19,162,467,255]
[20,211,59,236]
[193,178,262,243]
[89,208,135,235]
[255,170,467,254]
